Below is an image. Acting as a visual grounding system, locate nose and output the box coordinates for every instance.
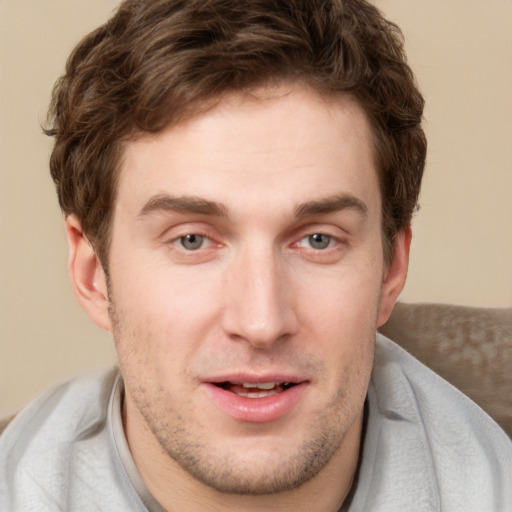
[221,244,298,348]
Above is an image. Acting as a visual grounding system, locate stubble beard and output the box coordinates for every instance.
[107,282,370,497]
[134,383,356,496]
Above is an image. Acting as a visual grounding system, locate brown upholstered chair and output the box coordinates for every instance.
[380,302,512,437]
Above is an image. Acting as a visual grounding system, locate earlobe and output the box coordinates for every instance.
[377,227,411,327]
[65,215,112,331]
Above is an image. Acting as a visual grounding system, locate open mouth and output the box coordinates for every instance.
[204,379,307,422]
[214,381,297,398]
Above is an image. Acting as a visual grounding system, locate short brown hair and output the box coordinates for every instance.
[47,0,426,265]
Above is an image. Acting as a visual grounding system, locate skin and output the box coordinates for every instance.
[66,85,410,512]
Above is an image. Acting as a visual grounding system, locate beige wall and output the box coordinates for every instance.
[1,0,511,417]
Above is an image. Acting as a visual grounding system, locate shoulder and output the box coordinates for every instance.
[0,367,119,446]
[374,333,510,442]
[0,368,121,510]
[360,334,512,511]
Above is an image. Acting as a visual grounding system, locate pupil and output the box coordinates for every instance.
[181,234,204,250]
[309,234,330,249]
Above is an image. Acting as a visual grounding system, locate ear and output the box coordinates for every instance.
[65,215,112,331]
[377,227,411,327]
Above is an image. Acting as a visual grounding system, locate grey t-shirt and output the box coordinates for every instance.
[1,335,511,511]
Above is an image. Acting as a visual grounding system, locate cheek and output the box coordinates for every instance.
[113,256,218,315]
[295,260,380,385]
[296,257,383,328]
[109,262,223,360]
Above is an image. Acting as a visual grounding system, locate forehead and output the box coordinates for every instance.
[117,85,380,219]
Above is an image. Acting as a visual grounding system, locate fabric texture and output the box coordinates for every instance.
[1,334,511,511]
[379,301,512,436]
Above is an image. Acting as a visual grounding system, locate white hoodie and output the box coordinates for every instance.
[1,334,510,511]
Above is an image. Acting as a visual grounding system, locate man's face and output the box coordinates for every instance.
[81,86,407,495]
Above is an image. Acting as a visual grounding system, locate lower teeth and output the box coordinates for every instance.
[234,389,279,398]
[215,382,296,398]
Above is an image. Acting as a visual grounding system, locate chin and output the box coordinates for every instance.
[153,411,350,496]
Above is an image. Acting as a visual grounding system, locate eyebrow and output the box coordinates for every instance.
[294,194,368,218]
[138,192,368,220]
[138,194,228,218]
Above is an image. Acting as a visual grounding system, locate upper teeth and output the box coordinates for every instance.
[242,382,276,390]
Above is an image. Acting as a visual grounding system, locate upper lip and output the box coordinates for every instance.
[203,373,307,385]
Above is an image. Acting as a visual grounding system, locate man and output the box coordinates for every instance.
[1,0,510,510]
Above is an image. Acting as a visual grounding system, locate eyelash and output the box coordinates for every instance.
[164,225,348,264]
[296,233,337,250]
[165,230,220,264]
[170,230,346,261]
[176,233,211,251]
[173,233,337,249]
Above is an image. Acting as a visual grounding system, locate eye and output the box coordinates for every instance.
[178,234,208,250]
[300,233,334,250]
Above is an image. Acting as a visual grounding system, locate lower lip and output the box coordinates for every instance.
[203,382,308,423]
